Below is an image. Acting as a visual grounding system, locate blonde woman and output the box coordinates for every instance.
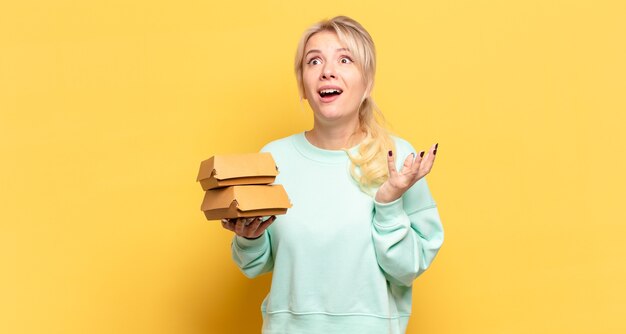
[221,16,444,334]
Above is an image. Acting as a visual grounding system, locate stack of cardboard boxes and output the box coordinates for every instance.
[197,153,292,220]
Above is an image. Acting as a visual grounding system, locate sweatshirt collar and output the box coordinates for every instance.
[292,132,360,164]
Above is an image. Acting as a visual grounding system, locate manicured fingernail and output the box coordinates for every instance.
[388,150,392,157]
[420,151,424,158]
[433,149,437,155]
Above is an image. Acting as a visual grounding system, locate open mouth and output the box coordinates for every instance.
[318,88,343,98]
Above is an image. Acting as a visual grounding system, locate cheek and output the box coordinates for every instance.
[300,78,313,98]
[302,72,317,89]
[343,70,365,87]
[303,84,317,99]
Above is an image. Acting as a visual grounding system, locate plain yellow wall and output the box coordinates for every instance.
[1,1,625,333]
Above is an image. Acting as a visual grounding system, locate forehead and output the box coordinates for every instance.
[304,31,349,53]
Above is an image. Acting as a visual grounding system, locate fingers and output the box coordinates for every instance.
[386,150,398,177]
[256,215,277,234]
[410,150,424,173]
[245,216,277,237]
[400,153,415,174]
[392,144,438,177]
[234,217,256,236]
[223,216,277,239]
[414,143,437,176]
[247,216,263,231]
[221,219,235,232]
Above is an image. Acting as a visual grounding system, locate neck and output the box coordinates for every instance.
[306,117,364,150]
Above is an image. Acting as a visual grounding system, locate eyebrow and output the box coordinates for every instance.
[304,48,351,57]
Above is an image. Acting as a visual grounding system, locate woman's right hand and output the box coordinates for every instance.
[221,216,277,240]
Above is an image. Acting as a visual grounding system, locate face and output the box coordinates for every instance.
[302,31,369,125]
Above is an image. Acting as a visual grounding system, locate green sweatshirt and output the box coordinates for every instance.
[231,133,444,334]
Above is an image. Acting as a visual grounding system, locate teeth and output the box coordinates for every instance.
[319,88,343,95]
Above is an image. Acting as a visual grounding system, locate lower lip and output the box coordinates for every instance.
[319,94,341,103]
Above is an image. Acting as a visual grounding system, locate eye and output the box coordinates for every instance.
[307,58,322,65]
[340,57,353,64]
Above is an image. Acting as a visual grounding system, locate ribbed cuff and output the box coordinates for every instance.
[234,232,268,253]
[373,196,408,227]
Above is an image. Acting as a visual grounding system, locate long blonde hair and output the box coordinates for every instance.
[294,16,395,194]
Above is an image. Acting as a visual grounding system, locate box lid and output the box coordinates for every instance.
[196,153,278,182]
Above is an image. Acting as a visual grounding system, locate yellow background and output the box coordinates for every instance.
[1,1,625,333]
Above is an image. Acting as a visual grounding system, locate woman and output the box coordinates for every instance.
[221,16,444,334]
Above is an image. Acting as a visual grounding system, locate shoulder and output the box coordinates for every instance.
[260,133,299,153]
[259,133,302,175]
[259,134,303,165]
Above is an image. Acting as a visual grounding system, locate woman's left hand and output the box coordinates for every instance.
[375,143,438,203]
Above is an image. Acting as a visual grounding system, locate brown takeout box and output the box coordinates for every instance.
[196,153,279,190]
[201,185,292,220]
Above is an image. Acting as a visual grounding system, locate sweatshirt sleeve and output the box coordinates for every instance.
[231,230,274,278]
[371,143,444,287]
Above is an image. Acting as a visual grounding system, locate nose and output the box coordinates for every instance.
[320,63,337,80]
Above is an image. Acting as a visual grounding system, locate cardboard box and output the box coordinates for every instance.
[196,153,279,190]
[201,185,292,220]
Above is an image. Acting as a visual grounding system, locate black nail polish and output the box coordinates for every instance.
[433,149,437,155]
[388,150,392,157]
[420,151,424,158]
[435,143,439,150]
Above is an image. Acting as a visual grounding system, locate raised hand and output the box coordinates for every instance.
[375,143,438,203]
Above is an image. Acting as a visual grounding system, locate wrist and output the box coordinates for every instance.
[241,230,266,240]
[375,185,402,203]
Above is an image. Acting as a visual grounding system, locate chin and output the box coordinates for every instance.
[315,107,348,121]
